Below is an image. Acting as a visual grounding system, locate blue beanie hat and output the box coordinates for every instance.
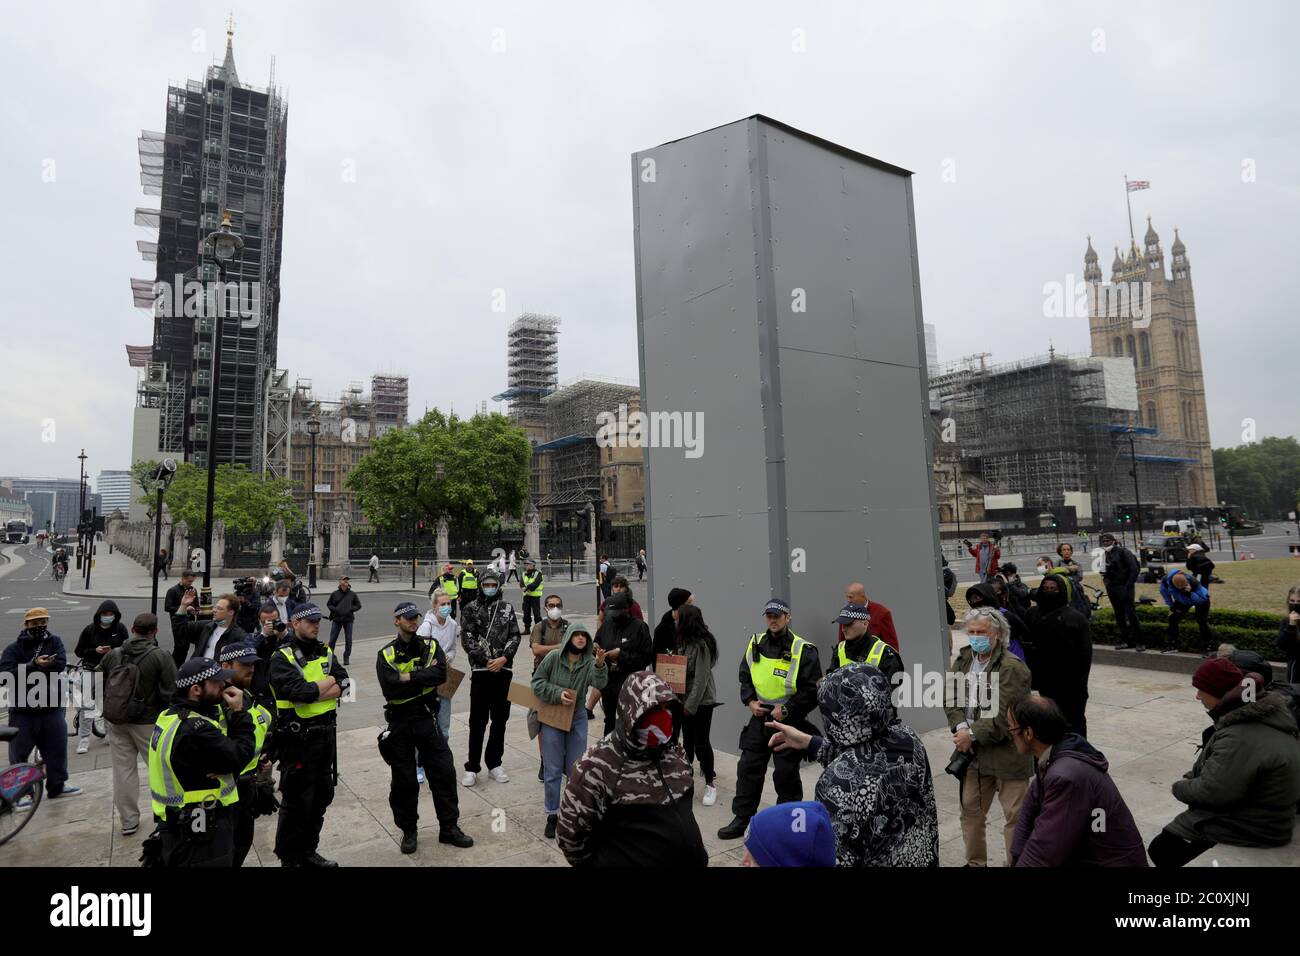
[744,801,836,867]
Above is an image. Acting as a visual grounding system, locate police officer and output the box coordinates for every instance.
[377,601,474,854]
[828,603,904,685]
[457,559,478,616]
[268,603,348,867]
[520,558,544,632]
[219,642,277,867]
[147,658,256,866]
[432,562,459,619]
[717,597,822,841]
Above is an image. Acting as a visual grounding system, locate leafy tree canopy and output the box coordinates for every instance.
[130,460,304,533]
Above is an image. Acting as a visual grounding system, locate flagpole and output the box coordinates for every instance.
[1124,174,1135,244]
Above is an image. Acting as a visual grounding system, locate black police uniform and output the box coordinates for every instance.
[375,632,461,835]
[155,695,256,867]
[268,634,348,865]
[228,684,275,868]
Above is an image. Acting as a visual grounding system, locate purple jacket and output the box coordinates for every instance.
[1011,735,1149,867]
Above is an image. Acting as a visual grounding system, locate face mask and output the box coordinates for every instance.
[969,636,991,654]
[482,587,498,598]
[26,625,47,639]
[100,615,115,626]
[1104,544,1115,552]
[437,605,451,620]
[547,607,562,621]
[1036,564,1051,574]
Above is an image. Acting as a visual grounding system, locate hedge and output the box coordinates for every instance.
[1090,606,1284,659]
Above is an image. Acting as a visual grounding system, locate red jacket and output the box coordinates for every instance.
[837,600,899,652]
[968,544,1001,576]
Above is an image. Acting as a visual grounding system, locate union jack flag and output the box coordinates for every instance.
[1126,180,1150,192]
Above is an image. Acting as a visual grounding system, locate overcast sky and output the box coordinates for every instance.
[1,0,1294,488]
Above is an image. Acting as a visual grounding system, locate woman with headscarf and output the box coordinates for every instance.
[767,664,939,866]
[556,671,707,867]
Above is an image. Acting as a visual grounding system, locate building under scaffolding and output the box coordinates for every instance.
[131,23,287,472]
[534,378,640,519]
[493,314,560,502]
[929,351,1199,527]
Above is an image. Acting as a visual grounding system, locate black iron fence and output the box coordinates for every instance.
[223,531,270,570]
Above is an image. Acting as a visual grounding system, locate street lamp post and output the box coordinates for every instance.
[76,449,87,570]
[199,211,243,612]
[952,473,962,544]
[1124,428,1144,546]
[306,416,320,590]
[149,460,178,614]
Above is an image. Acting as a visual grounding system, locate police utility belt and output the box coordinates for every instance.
[281,715,334,738]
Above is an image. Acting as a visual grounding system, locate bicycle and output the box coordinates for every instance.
[0,726,46,846]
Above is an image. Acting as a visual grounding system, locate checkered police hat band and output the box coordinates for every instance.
[178,663,222,688]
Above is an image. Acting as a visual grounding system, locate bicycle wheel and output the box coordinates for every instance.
[92,718,107,738]
[0,776,44,846]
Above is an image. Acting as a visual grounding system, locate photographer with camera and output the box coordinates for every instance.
[232,577,262,634]
[943,606,1033,867]
[252,601,288,710]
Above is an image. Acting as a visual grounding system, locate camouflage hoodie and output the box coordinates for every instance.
[556,671,707,867]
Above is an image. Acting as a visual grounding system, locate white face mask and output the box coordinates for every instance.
[547,607,562,621]
[1036,564,1051,574]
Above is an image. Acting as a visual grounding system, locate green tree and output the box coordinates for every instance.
[131,460,304,532]
[1213,436,1300,518]
[346,410,531,529]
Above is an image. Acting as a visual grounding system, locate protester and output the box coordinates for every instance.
[944,607,1034,866]
[417,588,461,742]
[432,562,460,618]
[325,576,362,666]
[1148,658,1300,866]
[219,641,277,866]
[1,609,80,797]
[268,604,349,867]
[506,548,520,585]
[377,602,473,854]
[965,582,1027,661]
[674,604,719,807]
[1050,543,1094,619]
[72,599,128,753]
[828,602,904,685]
[1161,568,1212,656]
[270,578,298,625]
[101,613,176,836]
[368,553,381,583]
[965,532,1001,583]
[528,593,569,777]
[840,582,899,652]
[998,564,1032,617]
[459,567,521,786]
[1277,585,1300,683]
[175,591,247,661]
[532,623,608,839]
[556,671,707,866]
[1023,573,1092,737]
[1007,696,1148,867]
[740,801,836,867]
[594,590,655,736]
[1186,543,1215,590]
[608,576,644,620]
[163,569,200,666]
[718,597,823,841]
[653,587,693,657]
[147,658,256,866]
[942,557,958,626]
[1100,532,1144,651]
[768,663,939,866]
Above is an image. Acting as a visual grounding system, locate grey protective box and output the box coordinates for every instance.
[632,115,949,745]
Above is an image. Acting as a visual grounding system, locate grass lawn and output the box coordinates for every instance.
[951,556,1300,618]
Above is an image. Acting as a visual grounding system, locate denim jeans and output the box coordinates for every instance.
[436,696,451,740]
[541,707,588,815]
[328,620,354,660]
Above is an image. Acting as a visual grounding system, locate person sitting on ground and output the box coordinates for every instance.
[1007,696,1147,867]
[1147,658,1300,867]
[768,663,939,866]
[556,671,707,867]
[740,801,836,867]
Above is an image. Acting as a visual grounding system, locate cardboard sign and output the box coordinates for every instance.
[506,680,575,732]
[656,654,687,695]
[438,666,466,700]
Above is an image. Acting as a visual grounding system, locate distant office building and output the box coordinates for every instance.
[0,478,87,534]
[96,470,134,516]
[0,491,34,528]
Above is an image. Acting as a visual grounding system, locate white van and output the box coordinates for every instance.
[1162,519,1195,536]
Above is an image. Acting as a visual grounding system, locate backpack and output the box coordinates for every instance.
[103,647,150,724]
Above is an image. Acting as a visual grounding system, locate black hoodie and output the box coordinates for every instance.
[75,600,129,668]
[1023,581,1092,734]
[965,582,1031,655]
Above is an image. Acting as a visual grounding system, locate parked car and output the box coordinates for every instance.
[1141,534,1189,564]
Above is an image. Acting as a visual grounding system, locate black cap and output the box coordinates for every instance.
[606,591,631,611]
[176,658,233,688]
[393,601,421,619]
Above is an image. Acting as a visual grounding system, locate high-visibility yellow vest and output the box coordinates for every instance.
[837,637,887,670]
[272,644,338,719]
[148,707,239,820]
[460,570,478,591]
[441,575,459,598]
[745,631,808,706]
[381,636,439,706]
[239,693,272,775]
[523,571,543,597]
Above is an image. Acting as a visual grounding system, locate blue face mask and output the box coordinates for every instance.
[437,605,451,619]
[482,587,498,598]
[100,615,115,626]
[969,636,991,654]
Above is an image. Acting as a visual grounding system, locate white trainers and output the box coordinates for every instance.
[76,738,90,755]
[702,785,718,807]
[488,766,510,784]
[461,771,477,787]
